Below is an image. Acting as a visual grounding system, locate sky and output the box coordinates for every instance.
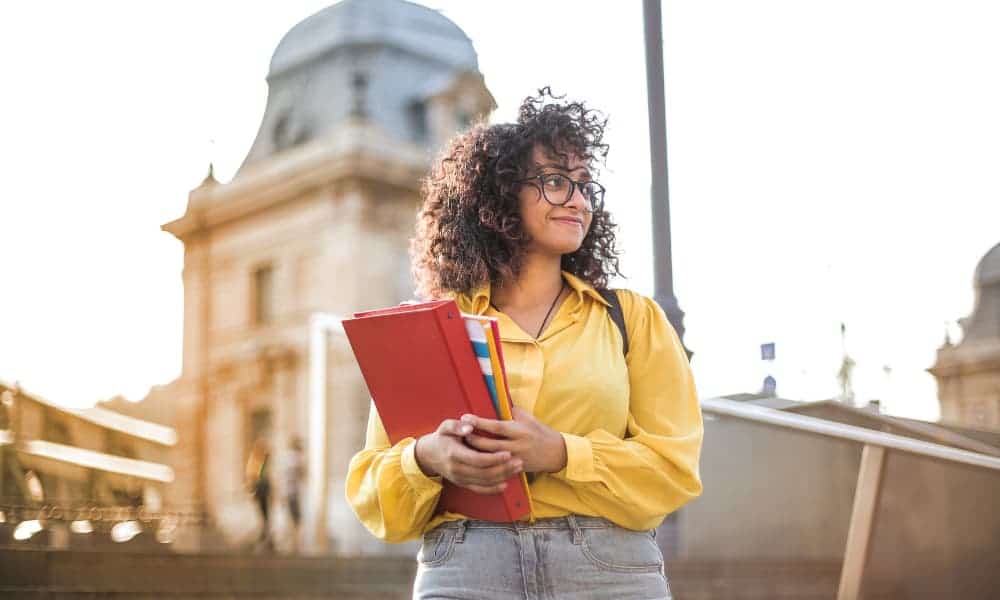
[1,1,998,421]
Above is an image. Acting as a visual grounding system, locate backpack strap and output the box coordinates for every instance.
[598,288,629,358]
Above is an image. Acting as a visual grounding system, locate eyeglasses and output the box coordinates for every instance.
[517,173,605,213]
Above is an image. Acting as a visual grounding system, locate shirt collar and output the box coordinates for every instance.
[459,271,610,315]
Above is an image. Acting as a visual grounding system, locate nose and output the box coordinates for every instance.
[565,182,590,212]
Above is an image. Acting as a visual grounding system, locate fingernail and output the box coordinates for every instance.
[461,414,475,423]
[460,425,472,434]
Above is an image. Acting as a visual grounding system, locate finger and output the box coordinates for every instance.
[451,459,522,485]
[511,406,532,422]
[461,414,516,437]
[449,444,511,468]
[437,419,473,438]
[464,433,510,453]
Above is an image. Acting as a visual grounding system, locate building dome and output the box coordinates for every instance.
[974,241,1000,287]
[959,241,1000,343]
[270,0,477,76]
[236,0,489,177]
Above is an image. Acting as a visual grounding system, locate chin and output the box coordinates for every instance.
[538,239,584,256]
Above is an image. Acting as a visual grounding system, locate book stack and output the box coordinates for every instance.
[343,300,531,521]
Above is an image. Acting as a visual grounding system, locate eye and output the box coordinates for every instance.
[541,174,568,191]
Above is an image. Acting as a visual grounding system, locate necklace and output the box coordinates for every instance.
[490,283,566,339]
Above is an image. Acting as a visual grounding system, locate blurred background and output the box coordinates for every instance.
[0,1,998,598]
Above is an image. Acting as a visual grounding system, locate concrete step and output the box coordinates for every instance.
[1,548,847,599]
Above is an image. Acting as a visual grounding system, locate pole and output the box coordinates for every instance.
[643,0,691,358]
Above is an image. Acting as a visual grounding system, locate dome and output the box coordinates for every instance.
[235,0,490,176]
[269,0,477,77]
[960,240,1000,343]
[974,241,1000,287]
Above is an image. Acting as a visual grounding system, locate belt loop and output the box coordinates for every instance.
[566,514,583,545]
[454,519,468,543]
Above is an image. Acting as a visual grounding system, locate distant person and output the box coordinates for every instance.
[346,89,703,599]
[283,437,306,552]
[245,438,273,552]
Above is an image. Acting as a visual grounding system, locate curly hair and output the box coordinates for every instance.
[410,88,622,299]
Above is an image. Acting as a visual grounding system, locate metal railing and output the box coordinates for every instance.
[701,397,1000,600]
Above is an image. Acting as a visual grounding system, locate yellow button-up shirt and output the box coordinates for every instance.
[346,272,703,542]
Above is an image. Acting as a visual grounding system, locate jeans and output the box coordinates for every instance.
[413,515,672,600]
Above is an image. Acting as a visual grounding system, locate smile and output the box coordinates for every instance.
[551,217,584,228]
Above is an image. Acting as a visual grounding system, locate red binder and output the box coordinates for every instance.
[342,299,531,522]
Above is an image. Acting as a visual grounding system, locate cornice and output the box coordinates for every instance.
[163,120,429,242]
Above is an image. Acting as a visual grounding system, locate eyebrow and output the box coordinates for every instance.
[535,162,592,178]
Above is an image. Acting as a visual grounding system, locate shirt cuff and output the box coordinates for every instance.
[554,433,596,482]
[401,439,444,491]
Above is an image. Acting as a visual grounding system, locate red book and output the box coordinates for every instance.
[342,299,531,522]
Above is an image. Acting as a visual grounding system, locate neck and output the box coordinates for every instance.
[492,253,564,310]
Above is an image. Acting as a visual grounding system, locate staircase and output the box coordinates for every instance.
[1,548,846,599]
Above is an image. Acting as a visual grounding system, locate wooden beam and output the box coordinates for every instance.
[838,444,887,600]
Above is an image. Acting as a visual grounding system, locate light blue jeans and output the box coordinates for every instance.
[413,515,672,600]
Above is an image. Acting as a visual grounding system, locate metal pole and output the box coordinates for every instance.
[643,0,691,358]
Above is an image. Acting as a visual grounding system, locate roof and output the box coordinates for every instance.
[17,439,174,483]
[0,379,177,447]
[270,0,477,76]
[702,396,1000,471]
[717,392,805,410]
[783,400,1000,457]
[975,241,1000,287]
[235,0,489,176]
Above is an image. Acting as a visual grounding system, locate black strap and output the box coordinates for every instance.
[598,288,629,357]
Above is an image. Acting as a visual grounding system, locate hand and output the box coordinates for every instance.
[414,419,523,495]
[461,407,568,474]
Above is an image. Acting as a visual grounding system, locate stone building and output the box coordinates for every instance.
[154,0,494,553]
[0,380,175,549]
[930,241,1000,429]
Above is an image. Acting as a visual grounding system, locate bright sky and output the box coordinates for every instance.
[2,1,998,421]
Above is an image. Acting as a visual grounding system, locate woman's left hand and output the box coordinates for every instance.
[461,407,568,474]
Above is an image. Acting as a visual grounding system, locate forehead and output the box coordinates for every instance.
[530,145,589,172]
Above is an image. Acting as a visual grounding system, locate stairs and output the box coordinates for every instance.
[0,548,845,599]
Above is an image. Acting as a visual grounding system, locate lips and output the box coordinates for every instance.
[551,217,584,227]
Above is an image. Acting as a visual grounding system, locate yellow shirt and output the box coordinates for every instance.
[345,272,703,542]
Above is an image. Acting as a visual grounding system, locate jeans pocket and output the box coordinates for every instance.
[417,528,458,568]
[579,526,664,573]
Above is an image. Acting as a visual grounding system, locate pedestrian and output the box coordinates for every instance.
[246,437,273,552]
[284,436,306,553]
[346,88,703,599]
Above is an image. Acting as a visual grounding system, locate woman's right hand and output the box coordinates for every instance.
[414,419,522,494]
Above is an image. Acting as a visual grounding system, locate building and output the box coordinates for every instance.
[673,395,1000,599]
[0,380,176,549]
[930,241,1000,429]
[150,0,495,553]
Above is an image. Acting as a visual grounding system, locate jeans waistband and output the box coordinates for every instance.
[434,515,618,535]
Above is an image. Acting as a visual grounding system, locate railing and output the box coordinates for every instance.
[701,397,1000,600]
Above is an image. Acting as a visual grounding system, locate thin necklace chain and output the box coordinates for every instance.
[490,282,567,339]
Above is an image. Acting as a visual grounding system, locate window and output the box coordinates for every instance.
[252,265,275,326]
[409,100,428,142]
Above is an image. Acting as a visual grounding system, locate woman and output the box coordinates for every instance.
[246,437,273,552]
[346,89,703,599]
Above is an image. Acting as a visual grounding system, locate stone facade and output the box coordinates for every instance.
[152,1,494,554]
[930,241,1000,430]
